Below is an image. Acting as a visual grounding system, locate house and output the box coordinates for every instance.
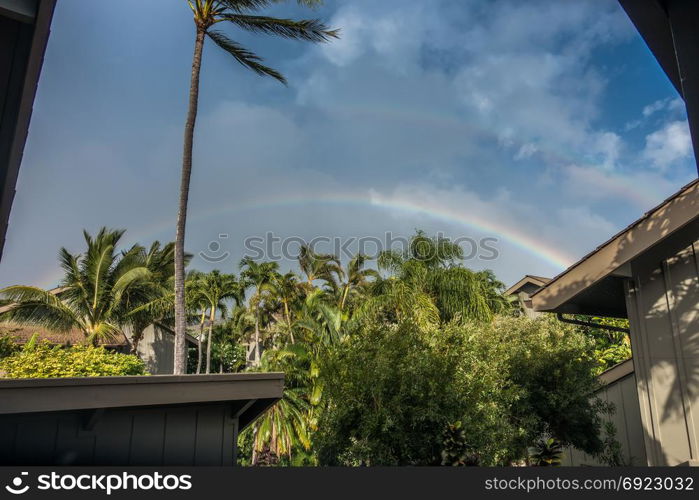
[532,179,698,466]
[504,275,550,318]
[531,0,699,466]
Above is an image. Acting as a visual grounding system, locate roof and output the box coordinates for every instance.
[0,372,284,429]
[504,275,551,296]
[618,0,682,96]
[0,322,127,347]
[0,0,56,260]
[0,321,198,348]
[532,178,699,316]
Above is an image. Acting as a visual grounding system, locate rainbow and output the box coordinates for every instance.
[33,191,579,288]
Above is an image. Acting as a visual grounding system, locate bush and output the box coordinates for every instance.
[0,333,20,360]
[0,341,147,378]
[314,315,608,466]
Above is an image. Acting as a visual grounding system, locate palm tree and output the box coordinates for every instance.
[0,228,165,344]
[239,257,279,365]
[122,241,179,353]
[191,270,245,373]
[297,244,342,289]
[371,231,507,325]
[246,344,313,464]
[269,271,304,344]
[337,253,378,311]
[172,0,338,374]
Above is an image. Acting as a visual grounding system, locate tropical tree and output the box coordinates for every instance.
[190,270,245,373]
[297,244,342,289]
[245,344,313,465]
[336,253,378,311]
[0,228,170,344]
[373,232,508,324]
[122,241,180,353]
[269,271,304,344]
[172,0,339,374]
[240,257,279,365]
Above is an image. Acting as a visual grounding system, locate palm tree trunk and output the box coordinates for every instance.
[206,305,215,374]
[196,310,206,374]
[254,317,261,366]
[339,284,350,310]
[283,300,294,344]
[174,27,206,374]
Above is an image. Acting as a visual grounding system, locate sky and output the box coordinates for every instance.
[0,0,696,289]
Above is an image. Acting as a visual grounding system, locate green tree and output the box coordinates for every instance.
[315,316,608,466]
[172,0,338,374]
[0,228,173,345]
[336,253,378,311]
[244,344,313,464]
[189,270,245,373]
[372,231,509,324]
[297,244,343,289]
[240,257,279,365]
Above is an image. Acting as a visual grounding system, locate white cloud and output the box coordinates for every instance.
[642,97,684,117]
[642,120,692,169]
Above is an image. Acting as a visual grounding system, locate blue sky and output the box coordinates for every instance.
[0,0,696,288]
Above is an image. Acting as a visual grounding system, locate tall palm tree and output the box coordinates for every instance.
[239,257,279,365]
[173,0,338,374]
[0,228,165,344]
[191,270,245,373]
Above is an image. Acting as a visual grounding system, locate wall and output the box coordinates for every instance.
[134,324,176,375]
[0,402,239,465]
[562,360,647,466]
[625,230,699,466]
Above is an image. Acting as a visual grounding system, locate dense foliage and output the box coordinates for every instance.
[0,341,146,378]
[0,228,629,465]
[314,316,608,465]
[0,333,20,360]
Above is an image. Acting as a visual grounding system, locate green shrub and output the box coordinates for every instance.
[0,341,147,378]
[315,315,608,466]
[0,333,20,360]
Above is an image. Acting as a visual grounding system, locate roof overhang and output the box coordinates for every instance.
[0,0,55,261]
[532,179,699,317]
[618,0,682,96]
[0,372,284,429]
[619,0,699,175]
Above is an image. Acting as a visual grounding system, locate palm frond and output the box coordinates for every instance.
[221,15,338,42]
[206,30,287,83]
[0,286,82,333]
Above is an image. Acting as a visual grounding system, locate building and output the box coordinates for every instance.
[504,275,550,318]
[0,373,283,465]
[533,179,698,466]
